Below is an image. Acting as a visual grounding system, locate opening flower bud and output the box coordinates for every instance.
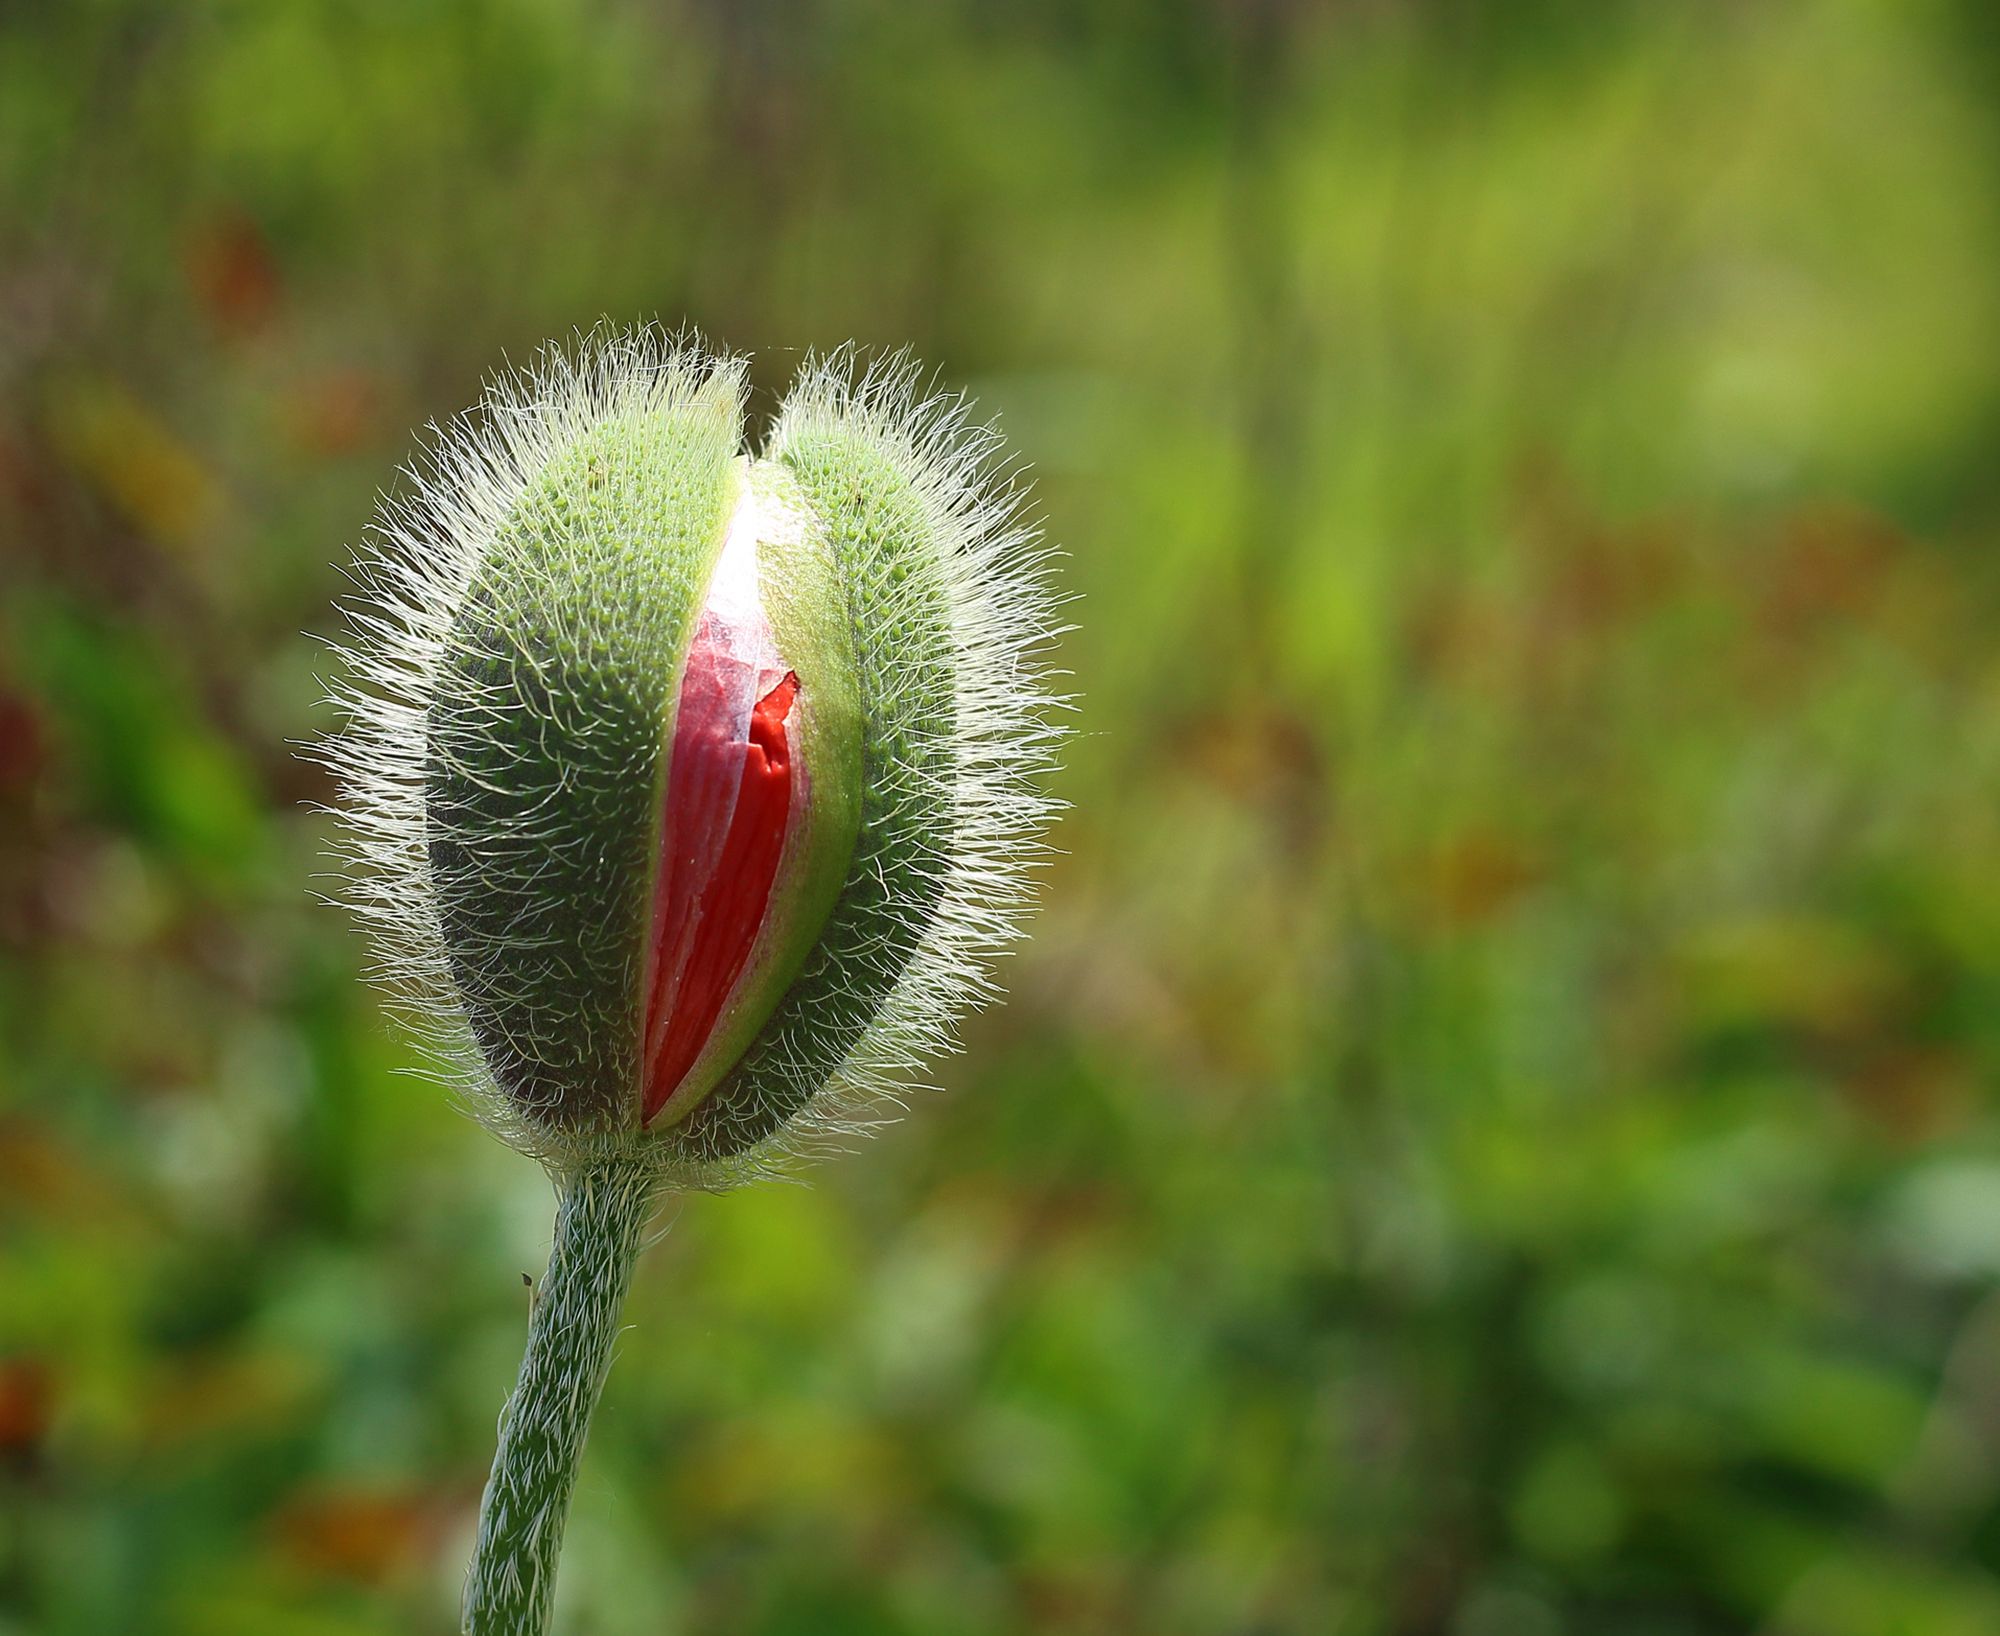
[638,468,860,1129]
[327,331,1061,1186]
[322,329,1064,1636]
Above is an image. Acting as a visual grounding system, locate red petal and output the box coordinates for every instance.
[640,621,799,1125]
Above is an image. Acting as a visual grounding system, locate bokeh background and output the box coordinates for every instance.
[5,2,2000,1632]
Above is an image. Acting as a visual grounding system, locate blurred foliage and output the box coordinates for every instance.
[5,1,2000,1632]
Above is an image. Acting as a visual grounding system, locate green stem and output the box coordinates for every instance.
[462,1156,657,1636]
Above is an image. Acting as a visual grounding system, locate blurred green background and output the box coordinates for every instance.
[5,2,2000,1632]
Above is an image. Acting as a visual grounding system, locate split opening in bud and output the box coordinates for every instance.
[640,486,803,1125]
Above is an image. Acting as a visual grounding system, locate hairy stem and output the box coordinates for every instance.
[462,1156,657,1636]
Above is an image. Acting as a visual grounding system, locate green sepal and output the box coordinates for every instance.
[663,410,959,1163]
[426,368,741,1134]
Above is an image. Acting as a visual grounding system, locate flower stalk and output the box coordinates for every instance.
[462,1155,657,1636]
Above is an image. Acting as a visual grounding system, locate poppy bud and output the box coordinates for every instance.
[327,330,1063,1184]
[323,328,1063,1636]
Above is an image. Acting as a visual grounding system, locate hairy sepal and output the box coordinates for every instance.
[662,357,1065,1177]
[426,359,742,1137]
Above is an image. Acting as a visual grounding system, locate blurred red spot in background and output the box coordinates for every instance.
[271,1485,449,1586]
[286,367,383,458]
[0,1357,53,1458]
[186,211,280,335]
[1418,827,1542,930]
[0,684,44,797]
[0,430,54,516]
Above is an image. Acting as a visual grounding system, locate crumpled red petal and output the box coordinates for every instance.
[641,594,800,1123]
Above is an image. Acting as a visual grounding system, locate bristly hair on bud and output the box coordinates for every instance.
[318,325,1067,1190]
